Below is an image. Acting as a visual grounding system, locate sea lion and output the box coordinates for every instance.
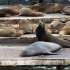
[35,21,70,48]
[9,4,23,10]
[32,24,38,33]
[0,27,23,37]
[19,19,33,34]
[0,8,19,17]
[20,41,63,57]
[59,26,70,35]
[29,3,69,13]
[61,6,70,15]
[45,3,69,13]
[66,21,70,26]
[49,20,62,28]
[0,20,19,29]
[19,8,44,16]
[1,20,19,24]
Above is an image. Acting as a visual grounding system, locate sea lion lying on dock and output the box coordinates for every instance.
[19,8,44,16]
[9,4,23,10]
[29,3,69,13]
[0,27,23,37]
[59,26,70,35]
[0,8,19,17]
[35,21,70,48]
[61,6,70,15]
[20,41,63,57]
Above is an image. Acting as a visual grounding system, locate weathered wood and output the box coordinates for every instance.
[0,34,37,43]
[0,14,70,20]
[0,47,69,66]
[0,34,69,43]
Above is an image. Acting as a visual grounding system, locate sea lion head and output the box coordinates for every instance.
[20,49,36,57]
[35,21,46,41]
[36,21,45,33]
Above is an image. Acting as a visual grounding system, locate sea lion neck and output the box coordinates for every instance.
[36,21,49,41]
[39,21,45,28]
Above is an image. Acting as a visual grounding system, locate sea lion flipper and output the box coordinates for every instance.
[48,53,59,55]
[44,49,58,55]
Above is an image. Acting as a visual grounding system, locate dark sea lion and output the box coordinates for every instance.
[20,41,63,57]
[61,6,70,15]
[35,21,70,48]
[0,8,19,17]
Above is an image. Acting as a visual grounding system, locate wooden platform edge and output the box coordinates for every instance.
[0,34,69,43]
[0,47,70,66]
[0,58,70,66]
[0,14,70,20]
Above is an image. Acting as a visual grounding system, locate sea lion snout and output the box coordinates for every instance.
[20,49,35,57]
[39,21,45,28]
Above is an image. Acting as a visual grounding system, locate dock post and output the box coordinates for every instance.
[57,65,64,70]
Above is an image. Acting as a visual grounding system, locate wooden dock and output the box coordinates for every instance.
[0,34,69,66]
[0,13,69,67]
[0,47,70,66]
[0,13,70,20]
[0,34,69,43]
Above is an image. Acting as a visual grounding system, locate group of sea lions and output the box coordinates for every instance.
[20,21,70,57]
[45,20,70,35]
[0,3,70,17]
[0,19,39,37]
[0,3,69,57]
[0,19,70,37]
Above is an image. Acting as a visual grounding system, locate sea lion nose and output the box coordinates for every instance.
[39,21,45,28]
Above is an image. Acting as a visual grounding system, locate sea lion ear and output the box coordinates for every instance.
[39,21,45,28]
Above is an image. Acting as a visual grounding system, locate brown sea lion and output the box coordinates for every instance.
[1,20,19,24]
[59,26,70,35]
[49,20,62,28]
[45,21,63,34]
[0,8,19,17]
[66,21,70,26]
[19,8,44,16]
[29,3,48,12]
[35,21,70,48]
[61,6,70,15]
[19,19,33,34]
[0,27,23,37]
[0,20,19,29]
[20,41,63,57]
[9,4,24,10]
[29,3,69,13]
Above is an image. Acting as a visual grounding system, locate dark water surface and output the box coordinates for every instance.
[0,66,70,70]
[0,43,30,47]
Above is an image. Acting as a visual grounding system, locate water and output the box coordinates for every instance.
[0,43,30,47]
[0,66,70,70]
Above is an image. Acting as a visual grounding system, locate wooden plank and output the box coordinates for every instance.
[0,14,70,20]
[0,47,70,66]
[0,34,69,43]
